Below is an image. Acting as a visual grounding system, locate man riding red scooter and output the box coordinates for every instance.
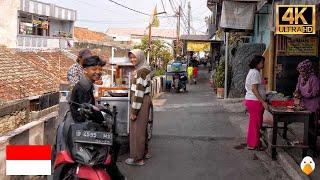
[52,56,125,180]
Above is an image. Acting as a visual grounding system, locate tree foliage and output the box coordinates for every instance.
[133,36,173,70]
[214,59,225,88]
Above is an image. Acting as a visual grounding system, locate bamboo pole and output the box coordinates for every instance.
[268,32,275,91]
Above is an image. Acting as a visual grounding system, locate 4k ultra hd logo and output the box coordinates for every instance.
[276,5,316,34]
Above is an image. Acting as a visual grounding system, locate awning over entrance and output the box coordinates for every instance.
[180,34,222,52]
[187,42,211,52]
[180,35,211,42]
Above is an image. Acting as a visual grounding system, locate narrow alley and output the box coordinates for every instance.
[117,67,290,180]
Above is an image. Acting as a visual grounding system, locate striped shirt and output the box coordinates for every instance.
[130,68,151,115]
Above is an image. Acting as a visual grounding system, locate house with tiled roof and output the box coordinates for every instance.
[72,27,131,65]
[0,1,131,103]
[0,46,60,102]
[106,27,176,48]
[74,27,114,43]
[0,0,76,49]
[15,51,75,82]
[73,27,131,51]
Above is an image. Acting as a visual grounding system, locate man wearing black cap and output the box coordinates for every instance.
[69,55,106,122]
[67,49,92,84]
[68,56,125,179]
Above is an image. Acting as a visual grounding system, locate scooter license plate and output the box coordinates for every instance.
[73,130,113,146]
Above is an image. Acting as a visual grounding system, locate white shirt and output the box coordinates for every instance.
[245,69,266,101]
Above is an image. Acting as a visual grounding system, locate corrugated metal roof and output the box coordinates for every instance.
[180,35,211,41]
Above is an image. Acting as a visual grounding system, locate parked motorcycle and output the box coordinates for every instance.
[172,73,188,93]
[52,103,123,180]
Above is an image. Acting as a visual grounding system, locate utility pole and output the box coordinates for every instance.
[176,6,181,57]
[188,1,191,35]
[147,24,152,64]
[224,32,229,99]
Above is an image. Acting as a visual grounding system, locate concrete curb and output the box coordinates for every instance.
[277,149,309,180]
[253,150,293,180]
[218,98,310,180]
[217,99,246,113]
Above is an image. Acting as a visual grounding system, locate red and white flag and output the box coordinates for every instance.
[6,145,52,175]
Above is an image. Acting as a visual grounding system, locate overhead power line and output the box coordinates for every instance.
[107,0,150,16]
[160,0,166,13]
[71,0,123,15]
[77,19,144,23]
[168,0,178,14]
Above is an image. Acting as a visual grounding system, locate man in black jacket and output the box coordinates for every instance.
[69,55,105,122]
[68,55,125,180]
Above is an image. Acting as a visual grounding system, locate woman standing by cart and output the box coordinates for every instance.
[244,55,268,150]
[294,59,320,151]
[125,49,152,166]
[294,59,320,113]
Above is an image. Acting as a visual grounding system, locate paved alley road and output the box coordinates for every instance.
[118,67,288,180]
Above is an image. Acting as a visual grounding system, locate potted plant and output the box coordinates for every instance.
[214,62,225,99]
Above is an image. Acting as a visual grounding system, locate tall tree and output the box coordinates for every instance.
[133,36,173,69]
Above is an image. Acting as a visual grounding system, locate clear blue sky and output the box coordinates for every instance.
[40,0,211,34]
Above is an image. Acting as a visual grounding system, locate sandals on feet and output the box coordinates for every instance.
[144,153,152,159]
[125,158,145,166]
[247,146,265,151]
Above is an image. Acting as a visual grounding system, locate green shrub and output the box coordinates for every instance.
[214,61,225,88]
[154,68,165,76]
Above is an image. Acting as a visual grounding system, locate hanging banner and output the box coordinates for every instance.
[187,42,211,52]
[287,37,318,56]
[220,1,255,30]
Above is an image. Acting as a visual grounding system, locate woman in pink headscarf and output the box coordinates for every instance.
[294,59,320,151]
[294,59,320,113]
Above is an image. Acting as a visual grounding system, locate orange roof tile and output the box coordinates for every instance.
[74,27,113,42]
[0,47,58,101]
[15,51,75,82]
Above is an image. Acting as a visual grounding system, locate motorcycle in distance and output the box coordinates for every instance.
[172,72,188,93]
[52,102,124,180]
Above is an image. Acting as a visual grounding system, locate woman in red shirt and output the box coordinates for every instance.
[193,66,198,84]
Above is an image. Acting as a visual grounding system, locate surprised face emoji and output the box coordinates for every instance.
[300,156,315,175]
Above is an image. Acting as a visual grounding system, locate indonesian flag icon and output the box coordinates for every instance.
[6,145,52,175]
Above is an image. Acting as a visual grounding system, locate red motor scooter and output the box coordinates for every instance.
[53,103,120,180]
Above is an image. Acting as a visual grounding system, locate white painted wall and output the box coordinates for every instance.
[17,35,73,49]
[47,38,60,48]
[110,35,131,42]
[0,0,19,48]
